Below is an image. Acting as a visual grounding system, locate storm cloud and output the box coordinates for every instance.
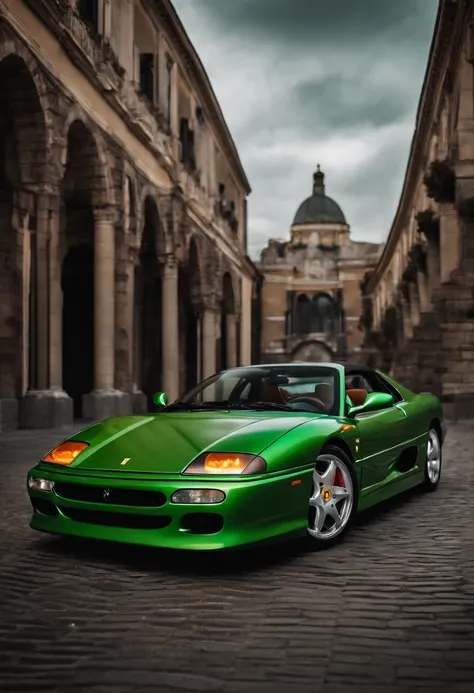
[172,0,438,257]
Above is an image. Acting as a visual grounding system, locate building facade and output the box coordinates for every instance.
[258,167,383,363]
[0,0,258,431]
[361,0,474,419]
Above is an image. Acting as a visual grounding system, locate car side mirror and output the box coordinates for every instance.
[152,392,168,407]
[347,391,394,418]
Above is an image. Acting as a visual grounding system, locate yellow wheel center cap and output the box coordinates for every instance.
[322,488,332,502]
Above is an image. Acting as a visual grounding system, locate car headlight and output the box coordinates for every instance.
[183,452,266,475]
[42,441,89,466]
[171,489,225,504]
[28,477,55,492]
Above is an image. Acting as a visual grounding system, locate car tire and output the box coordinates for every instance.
[420,427,442,493]
[306,444,359,550]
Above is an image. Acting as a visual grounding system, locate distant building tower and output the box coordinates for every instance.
[257,166,383,363]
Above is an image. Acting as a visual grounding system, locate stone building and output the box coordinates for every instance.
[360,0,474,418]
[0,0,259,431]
[258,166,383,363]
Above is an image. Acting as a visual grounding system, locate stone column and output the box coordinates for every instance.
[401,299,413,340]
[439,204,461,283]
[426,240,440,298]
[19,193,73,429]
[48,198,63,391]
[161,256,180,401]
[409,283,420,329]
[83,206,127,420]
[225,313,237,368]
[456,53,474,164]
[115,239,136,413]
[95,207,115,389]
[196,316,202,382]
[417,270,430,313]
[202,303,218,379]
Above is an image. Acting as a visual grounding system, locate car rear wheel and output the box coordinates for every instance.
[420,428,442,492]
[307,445,358,549]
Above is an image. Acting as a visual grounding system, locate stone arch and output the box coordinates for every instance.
[0,39,53,170]
[184,231,205,302]
[61,115,112,209]
[0,49,51,404]
[291,340,333,363]
[141,195,166,257]
[137,184,168,253]
[59,117,114,416]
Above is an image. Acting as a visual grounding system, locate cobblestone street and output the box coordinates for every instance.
[1,424,473,693]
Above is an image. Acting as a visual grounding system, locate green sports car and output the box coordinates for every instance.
[27,362,445,550]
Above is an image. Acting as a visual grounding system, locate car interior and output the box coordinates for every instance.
[242,368,401,415]
[345,375,369,407]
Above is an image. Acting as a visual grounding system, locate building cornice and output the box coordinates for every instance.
[366,0,463,295]
[157,0,251,195]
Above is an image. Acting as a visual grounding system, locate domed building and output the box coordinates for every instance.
[258,166,384,363]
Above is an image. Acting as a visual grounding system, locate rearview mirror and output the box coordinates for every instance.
[152,391,168,407]
[347,391,394,418]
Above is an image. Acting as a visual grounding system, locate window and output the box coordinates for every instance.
[165,53,174,124]
[181,365,341,416]
[374,373,403,403]
[179,118,196,170]
[344,369,403,404]
[139,53,155,103]
[77,0,99,35]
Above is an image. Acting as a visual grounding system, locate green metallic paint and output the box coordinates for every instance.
[347,391,394,418]
[26,364,444,551]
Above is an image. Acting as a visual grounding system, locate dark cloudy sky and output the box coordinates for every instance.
[172,0,439,258]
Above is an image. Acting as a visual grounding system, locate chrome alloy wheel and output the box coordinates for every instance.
[308,454,354,541]
[426,429,441,484]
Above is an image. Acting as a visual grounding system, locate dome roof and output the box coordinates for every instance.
[292,166,346,226]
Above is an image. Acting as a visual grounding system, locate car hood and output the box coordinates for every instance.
[66,411,316,474]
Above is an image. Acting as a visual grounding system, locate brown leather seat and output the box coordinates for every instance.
[346,388,368,406]
[258,381,286,404]
[314,383,334,408]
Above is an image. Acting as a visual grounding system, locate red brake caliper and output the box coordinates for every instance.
[334,468,345,488]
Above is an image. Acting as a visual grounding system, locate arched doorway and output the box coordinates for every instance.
[60,119,105,418]
[294,293,311,333]
[311,292,337,335]
[178,237,200,392]
[0,54,47,413]
[292,340,333,362]
[133,196,163,410]
[219,272,235,370]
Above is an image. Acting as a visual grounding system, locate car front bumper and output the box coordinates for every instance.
[27,464,312,550]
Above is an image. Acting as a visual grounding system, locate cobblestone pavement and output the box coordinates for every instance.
[1,424,474,693]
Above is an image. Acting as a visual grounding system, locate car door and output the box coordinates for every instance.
[347,373,409,490]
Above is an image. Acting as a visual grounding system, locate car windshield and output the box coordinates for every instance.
[175,365,340,416]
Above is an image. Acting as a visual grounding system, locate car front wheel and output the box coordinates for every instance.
[420,427,442,492]
[307,445,358,549]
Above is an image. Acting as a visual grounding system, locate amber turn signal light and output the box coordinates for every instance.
[42,441,89,466]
